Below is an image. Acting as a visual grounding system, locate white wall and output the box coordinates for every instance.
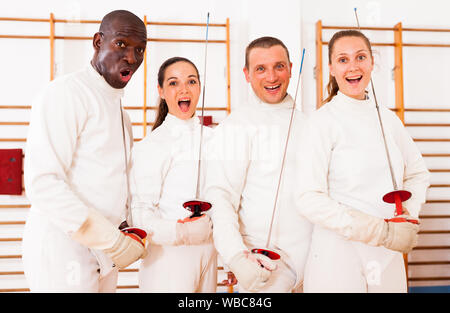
[0,0,302,124]
[2,0,449,113]
[0,0,449,291]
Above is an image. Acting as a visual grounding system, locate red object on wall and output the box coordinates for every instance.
[198,115,212,126]
[0,149,23,195]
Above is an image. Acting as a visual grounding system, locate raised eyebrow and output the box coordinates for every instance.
[113,35,147,45]
[355,49,370,55]
[113,34,129,41]
[114,31,139,37]
[254,61,286,68]
[167,75,198,80]
[336,49,370,57]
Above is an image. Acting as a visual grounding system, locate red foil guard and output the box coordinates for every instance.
[251,248,281,260]
[383,190,412,203]
[121,227,147,240]
[198,115,212,126]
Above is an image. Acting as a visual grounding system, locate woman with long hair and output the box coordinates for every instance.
[129,57,216,292]
[295,30,430,292]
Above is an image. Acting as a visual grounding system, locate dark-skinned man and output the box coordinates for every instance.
[22,10,148,292]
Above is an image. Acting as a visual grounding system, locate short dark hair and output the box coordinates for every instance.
[245,36,290,69]
[99,10,146,34]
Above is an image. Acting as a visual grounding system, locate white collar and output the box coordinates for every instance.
[333,91,376,111]
[163,113,199,130]
[248,89,295,110]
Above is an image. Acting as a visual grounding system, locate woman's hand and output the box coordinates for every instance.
[175,214,213,245]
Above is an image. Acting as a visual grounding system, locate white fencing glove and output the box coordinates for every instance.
[383,215,419,254]
[228,250,277,292]
[104,231,147,268]
[347,209,419,254]
[175,214,213,245]
[71,207,146,269]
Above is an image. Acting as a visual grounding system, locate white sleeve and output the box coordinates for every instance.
[388,111,430,218]
[203,120,250,264]
[294,112,356,236]
[24,82,90,234]
[129,137,178,245]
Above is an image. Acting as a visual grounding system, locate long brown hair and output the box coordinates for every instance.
[323,30,373,104]
[152,57,200,130]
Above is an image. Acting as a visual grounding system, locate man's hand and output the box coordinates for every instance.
[105,231,147,268]
[221,271,238,286]
[71,207,147,268]
[228,250,277,292]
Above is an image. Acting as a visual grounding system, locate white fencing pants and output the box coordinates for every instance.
[139,242,217,292]
[22,210,118,292]
[303,227,407,293]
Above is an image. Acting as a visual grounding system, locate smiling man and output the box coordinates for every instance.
[204,37,312,293]
[243,41,292,104]
[22,10,148,292]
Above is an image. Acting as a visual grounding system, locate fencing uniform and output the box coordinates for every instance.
[130,114,217,292]
[204,91,313,293]
[22,64,132,292]
[295,92,430,292]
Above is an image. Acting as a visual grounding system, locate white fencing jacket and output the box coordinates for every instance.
[204,91,312,286]
[295,91,430,269]
[130,114,212,245]
[25,65,132,234]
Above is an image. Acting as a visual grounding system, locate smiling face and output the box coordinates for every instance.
[329,36,374,100]
[243,45,292,104]
[158,61,201,120]
[92,15,147,89]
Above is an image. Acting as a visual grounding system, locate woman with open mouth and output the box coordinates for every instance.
[295,30,429,292]
[128,57,217,292]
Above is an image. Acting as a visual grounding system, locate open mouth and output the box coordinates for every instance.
[264,84,281,93]
[346,75,362,84]
[120,69,133,82]
[178,98,191,113]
